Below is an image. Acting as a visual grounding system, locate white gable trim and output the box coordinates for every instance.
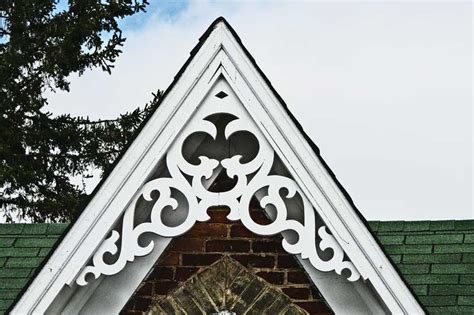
[12,18,423,315]
[213,26,422,314]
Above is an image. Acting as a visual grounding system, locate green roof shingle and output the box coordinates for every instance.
[0,220,473,314]
[372,219,474,314]
[0,223,67,313]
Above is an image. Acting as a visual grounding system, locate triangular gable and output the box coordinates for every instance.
[11,18,423,314]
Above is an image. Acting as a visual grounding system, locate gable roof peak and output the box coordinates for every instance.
[11,18,423,315]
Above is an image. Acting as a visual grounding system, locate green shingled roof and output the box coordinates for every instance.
[1,220,473,314]
[370,220,474,314]
[0,223,68,313]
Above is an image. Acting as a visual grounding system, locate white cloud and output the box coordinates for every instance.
[45,1,473,220]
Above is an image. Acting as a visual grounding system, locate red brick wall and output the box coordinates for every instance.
[122,207,332,314]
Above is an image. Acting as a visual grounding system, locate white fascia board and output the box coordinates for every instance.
[12,23,225,315]
[211,22,422,314]
[12,19,423,315]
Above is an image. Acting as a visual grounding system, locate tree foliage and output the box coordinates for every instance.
[0,1,156,222]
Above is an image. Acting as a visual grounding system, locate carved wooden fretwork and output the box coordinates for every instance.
[76,81,361,286]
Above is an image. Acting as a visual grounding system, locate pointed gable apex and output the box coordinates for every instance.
[11,18,423,314]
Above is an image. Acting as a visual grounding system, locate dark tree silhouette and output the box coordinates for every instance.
[0,1,157,222]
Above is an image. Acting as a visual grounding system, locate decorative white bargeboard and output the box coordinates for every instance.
[76,81,360,286]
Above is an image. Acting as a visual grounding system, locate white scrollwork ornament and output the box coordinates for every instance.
[76,88,360,286]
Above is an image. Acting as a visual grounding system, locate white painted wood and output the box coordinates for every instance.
[75,79,360,287]
[11,19,423,315]
[298,257,387,315]
[11,23,225,315]
[213,26,423,314]
[77,236,171,315]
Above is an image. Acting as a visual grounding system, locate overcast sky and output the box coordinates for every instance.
[46,1,472,221]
